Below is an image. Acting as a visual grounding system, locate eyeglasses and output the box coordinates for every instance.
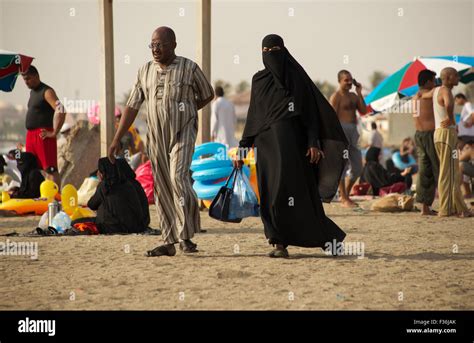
[148,42,172,50]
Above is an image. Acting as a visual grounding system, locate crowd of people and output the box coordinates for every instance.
[1,26,473,258]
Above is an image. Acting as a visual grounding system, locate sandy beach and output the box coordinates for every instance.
[1,198,473,311]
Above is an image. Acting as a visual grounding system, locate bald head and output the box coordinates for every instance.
[150,26,177,65]
[440,67,459,87]
[152,26,176,43]
[440,67,456,80]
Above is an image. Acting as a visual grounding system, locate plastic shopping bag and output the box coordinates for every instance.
[228,168,259,220]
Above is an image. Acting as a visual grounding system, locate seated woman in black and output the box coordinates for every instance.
[361,147,407,195]
[87,158,147,234]
[115,158,150,228]
[10,152,44,199]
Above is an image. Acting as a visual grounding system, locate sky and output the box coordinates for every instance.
[0,0,473,108]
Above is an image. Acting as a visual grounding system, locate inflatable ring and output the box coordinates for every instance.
[193,142,227,160]
[192,166,234,182]
[191,158,232,172]
[193,180,227,199]
[192,166,251,200]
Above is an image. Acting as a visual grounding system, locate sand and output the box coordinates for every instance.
[0,198,473,310]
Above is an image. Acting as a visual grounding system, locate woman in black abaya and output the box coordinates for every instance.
[10,152,44,199]
[234,34,348,258]
[87,158,148,234]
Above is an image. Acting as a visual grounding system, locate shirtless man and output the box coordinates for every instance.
[412,69,439,215]
[330,70,367,207]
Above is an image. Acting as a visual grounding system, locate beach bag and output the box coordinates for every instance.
[135,161,155,204]
[379,182,406,197]
[228,168,259,220]
[209,168,241,223]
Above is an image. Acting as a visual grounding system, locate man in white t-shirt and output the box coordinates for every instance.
[455,93,474,145]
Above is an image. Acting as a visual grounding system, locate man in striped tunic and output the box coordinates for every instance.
[109,26,214,256]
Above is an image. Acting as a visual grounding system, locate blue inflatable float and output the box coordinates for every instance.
[191,142,248,200]
[192,142,228,161]
[192,166,234,182]
[192,166,250,199]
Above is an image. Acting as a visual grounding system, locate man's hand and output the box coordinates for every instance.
[306,147,325,164]
[417,89,435,99]
[108,106,139,163]
[39,129,56,140]
[441,118,455,128]
[355,83,363,96]
[108,139,121,163]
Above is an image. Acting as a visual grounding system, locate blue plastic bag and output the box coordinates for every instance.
[228,168,259,220]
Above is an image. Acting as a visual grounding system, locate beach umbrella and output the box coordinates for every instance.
[0,50,34,92]
[460,67,474,84]
[365,56,474,112]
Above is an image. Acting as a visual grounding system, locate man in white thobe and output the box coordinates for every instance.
[211,86,238,147]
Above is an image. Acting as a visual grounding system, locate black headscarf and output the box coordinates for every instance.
[115,158,136,180]
[13,152,44,198]
[16,152,37,176]
[98,157,126,193]
[242,35,299,137]
[242,34,348,202]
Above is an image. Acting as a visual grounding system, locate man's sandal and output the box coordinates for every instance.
[179,240,198,253]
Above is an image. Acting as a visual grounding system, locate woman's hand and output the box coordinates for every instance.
[232,159,244,169]
[306,147,324,164]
